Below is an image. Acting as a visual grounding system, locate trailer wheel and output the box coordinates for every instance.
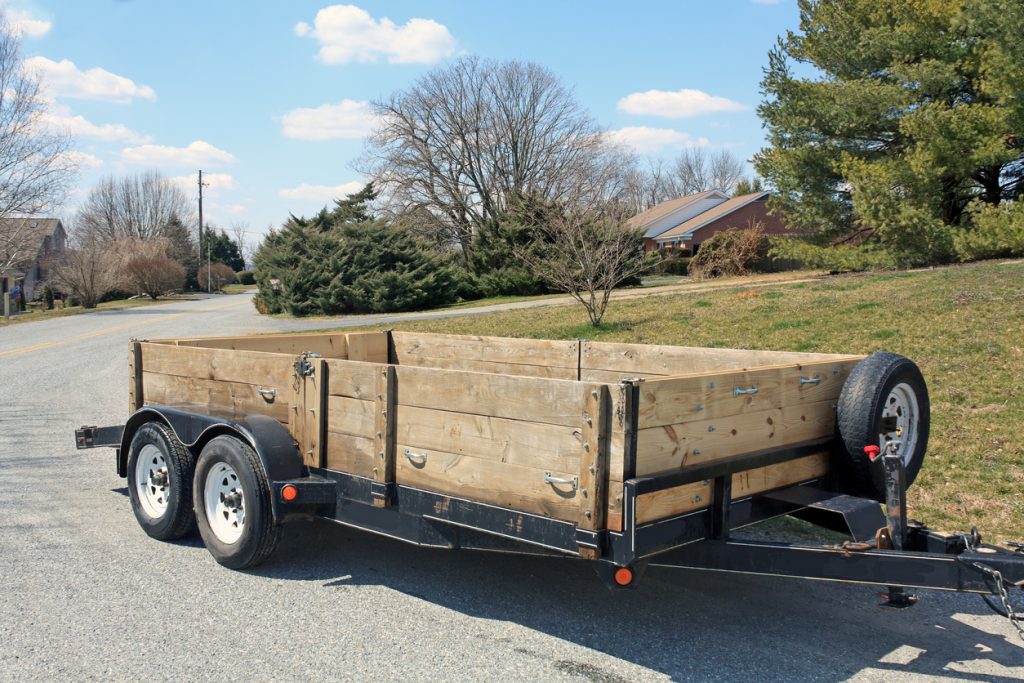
[126,422,196,540]
[837,352,930,501]
[194,435,281,569]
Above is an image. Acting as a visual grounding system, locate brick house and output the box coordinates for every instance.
[629,191,789,253]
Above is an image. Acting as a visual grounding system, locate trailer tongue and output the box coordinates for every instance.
[75,331,1024,637]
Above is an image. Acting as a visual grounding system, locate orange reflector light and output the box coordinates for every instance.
[281,484,298,502]
[613,567,633,586]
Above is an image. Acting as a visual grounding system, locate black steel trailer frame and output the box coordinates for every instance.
[77,405,1024,622]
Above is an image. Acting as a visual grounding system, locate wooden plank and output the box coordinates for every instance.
[129,340,143,412]
[163,333,349,358]
[300,359,326,468]
[635,359,862,430]
[582,340,850,377]
[372,365,397,504]
[393,405,582,473]
[392,332,578,371]
[324,432,376,478]
[141,342,296,388]
[324,359,380,400]
[141,372,291,424]
[578,385,610,537]
[394,354,576,380]
[326,396,375,437]
[580,368,665,383]
[635,400,837,476]
[396,443,581,521]
[394,365,585,427]
[635,452,829,523]
[346,332,388,363]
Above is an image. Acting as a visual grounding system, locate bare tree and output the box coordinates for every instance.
[198,262,234,292]
[229,221,250,269]
[672,148,745,196]
[0,15,77,274]
[77,170,193,243]
[362,57,625,262]
[516,205,654,326]
[123,238,186,299]
[49,227,128,308]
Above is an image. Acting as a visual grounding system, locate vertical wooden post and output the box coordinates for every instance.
[578,384,610,558]
[128,340,144,412]
[372,364,397,507]
[302,359,326,468]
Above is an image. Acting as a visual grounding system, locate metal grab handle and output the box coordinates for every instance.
[403,449,428,465]
[733,385,758,396]
[800,376,822,385]
[544,472,579,493]
[256,387,276,401]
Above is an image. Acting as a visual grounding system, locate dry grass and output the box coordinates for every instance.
[349,259,1024,542]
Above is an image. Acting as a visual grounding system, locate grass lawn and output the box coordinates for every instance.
[0,295,191,326]
[222,284,257,294]
[350,259,1024,542]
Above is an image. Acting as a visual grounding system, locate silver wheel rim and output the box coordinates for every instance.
[204,462,245,544]
[879,382,920,465]
[135,444,170,519]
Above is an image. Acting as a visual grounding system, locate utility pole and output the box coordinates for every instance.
[197,170,210,291]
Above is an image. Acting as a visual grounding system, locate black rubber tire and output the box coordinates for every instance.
[193,435,280,569]
[126,422,197,540]
[836,352,930,501]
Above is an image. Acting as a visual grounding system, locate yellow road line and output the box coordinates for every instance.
[0,298,248,359]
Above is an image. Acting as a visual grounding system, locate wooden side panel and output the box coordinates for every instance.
[391,331,578,379]
[396,444,582,521]
[141,372,291,424]
[581,340,851,378]
[165,333,349,358]
[636,359,861,430]
[141,343,296,387]
[346,332,389,363]
[635,401,838,476]
[394,365,584,427]
[635,453,829,523]
[324,432,376,478]
[324,359,379,400]
[392,405,582,473]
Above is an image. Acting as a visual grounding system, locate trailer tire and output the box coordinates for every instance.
[194,435,281,569]
[126,421,197,540]
[837,352,929,501]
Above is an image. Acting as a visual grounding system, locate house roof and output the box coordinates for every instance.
[654,191,770,241]
[0,218,64,267]
[627,190,721,234]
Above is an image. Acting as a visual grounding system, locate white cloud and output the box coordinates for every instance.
[59,150,103,169]
[7,8,51,37]
[24,56,156,103]
[121,140,237,167]
[280,99,377,140]
[618,88,746,118]
[607,126,709,153]
[296,4,456,64]
[169,172,236,195]
[39,106,151,144]
[220,203,246,215]
[278,181,363,202]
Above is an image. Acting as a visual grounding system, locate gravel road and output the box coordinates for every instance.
[1,292,1022,682]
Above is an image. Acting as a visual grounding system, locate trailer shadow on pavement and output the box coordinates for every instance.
[251,517,1024,682]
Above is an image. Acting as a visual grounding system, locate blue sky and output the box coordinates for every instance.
[8,0,800,241]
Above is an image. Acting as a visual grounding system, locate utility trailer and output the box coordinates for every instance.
[77,331,1024,623]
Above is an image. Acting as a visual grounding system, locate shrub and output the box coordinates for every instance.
[198,263,235,292]
[254,221,463,315]
[125,254,186,299]
[41,285,54,310]
[689,227,770,280]
[236,269,256,285]
[656,252,691,276]
[768,237,898,273]
[955,201,1024,261]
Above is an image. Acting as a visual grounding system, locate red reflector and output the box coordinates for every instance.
[281,484,298,502]
[613,567,633,586]
[864,445,881,461]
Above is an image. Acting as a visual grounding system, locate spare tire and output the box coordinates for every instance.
[836,352,929,501]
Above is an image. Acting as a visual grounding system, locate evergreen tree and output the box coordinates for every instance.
[755,0,1024,265]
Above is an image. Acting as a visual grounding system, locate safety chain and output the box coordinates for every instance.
[973,562,1024,642]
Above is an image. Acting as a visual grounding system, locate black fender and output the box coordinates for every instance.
[118,406,307,483]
